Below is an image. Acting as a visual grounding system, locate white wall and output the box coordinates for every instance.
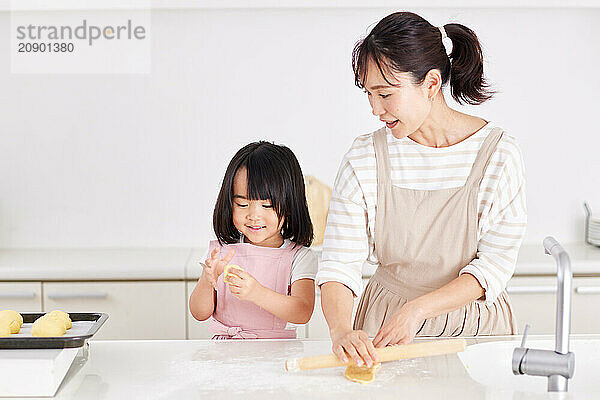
[1,7,598,248]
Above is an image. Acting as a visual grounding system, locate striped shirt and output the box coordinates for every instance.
[315,122,527,305]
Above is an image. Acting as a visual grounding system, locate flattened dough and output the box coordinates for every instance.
[224,264,244,283]
[344,363,381,384]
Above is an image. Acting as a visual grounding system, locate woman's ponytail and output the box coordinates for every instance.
[352,13,495,106]
[444,23,495,105]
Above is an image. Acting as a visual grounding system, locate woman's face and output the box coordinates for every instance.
[231,167,284,248]
[362,58,433,138]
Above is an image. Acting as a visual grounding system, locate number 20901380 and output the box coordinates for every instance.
[18,42,74,52]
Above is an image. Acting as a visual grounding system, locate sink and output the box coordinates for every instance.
[458,338,600,394]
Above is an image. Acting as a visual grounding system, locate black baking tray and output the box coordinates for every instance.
[0,312,108,349]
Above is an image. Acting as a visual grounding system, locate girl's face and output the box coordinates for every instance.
[232,167,285,248]
[362,58,434,138]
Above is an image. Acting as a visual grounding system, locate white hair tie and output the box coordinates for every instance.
[438,25,447,40]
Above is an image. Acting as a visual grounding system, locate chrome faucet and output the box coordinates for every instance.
[512,236,575,392]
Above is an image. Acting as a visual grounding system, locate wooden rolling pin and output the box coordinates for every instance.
[285,338,466,371]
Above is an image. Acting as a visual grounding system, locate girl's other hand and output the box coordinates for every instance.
[330,329,378,368]
[201,248,235,289]
[225,269,263,303]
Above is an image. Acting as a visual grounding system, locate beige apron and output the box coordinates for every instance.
[354,127,516,337]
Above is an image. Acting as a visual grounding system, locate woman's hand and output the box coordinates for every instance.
[330,329,378,368]
[225,269,264,303]
[201,248,235,289]
[372,302,425,347]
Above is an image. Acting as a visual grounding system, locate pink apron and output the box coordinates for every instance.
[208,240,301,339]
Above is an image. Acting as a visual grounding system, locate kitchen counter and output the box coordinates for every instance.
[0,248,191,281]
[1,242,599,281]
[4,335,599,400]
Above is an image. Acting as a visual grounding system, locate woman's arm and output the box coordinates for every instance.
[412,273,484,317]
[320,281,378,368]
[316,144,379,367]
[227,274,315,324]
[372,273,483,347]
[321,281,354,338]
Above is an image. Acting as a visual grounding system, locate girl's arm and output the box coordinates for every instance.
[227,273,315,324]
[188,271,217,321]
[189,248,235,321]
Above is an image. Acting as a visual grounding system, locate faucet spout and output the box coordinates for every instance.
[512,237,575,393]
[543,237,573,356]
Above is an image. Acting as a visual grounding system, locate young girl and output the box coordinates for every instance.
[189,141,317,339]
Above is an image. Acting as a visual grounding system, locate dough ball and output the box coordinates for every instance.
[224,264,244,283]
[0,323,11,337]
[46,310,72,329]
[344,363,381,384]
[0,310,23,334]
[31,317,66,337]
[40,314,70,331]
[0,310,23,326]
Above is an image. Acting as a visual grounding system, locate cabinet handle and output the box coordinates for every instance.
[575,287,600,294]
[47,292,107,300]
[507,286,556,294]
[0,292,36,299]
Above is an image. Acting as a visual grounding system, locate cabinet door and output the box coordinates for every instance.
[572,277,600,334]
[186,281,308,339]
[306,292,330,339]
[506,276,557,334]
[0,282,42,312]
[43,281,186,340]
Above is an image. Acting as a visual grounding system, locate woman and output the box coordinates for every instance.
[315,11,526,368]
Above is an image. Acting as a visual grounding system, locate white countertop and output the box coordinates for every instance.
[3,335,597,400]
[1,243,599,281]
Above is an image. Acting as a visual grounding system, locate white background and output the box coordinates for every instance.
[0,5,598,248]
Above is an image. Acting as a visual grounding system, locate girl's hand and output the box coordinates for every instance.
[372,302,425,347]
[225,269,264,303]
[330,329,378,368]
[201,247,235,290]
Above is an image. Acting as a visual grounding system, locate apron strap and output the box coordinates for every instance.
[210,317,296,339]
[465,127,504,187]
[373,127,391,186]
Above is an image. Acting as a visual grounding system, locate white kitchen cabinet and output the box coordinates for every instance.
[0,282,42,312]
[572,277,600,334]
[507,276,600,335]
[43,281,186,340]
[186,280,308,339]
[306,293,330,339]
[506,276,557,334]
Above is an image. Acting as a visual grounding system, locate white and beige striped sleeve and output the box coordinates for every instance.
[459,136,527,305]
[315,150,371,297]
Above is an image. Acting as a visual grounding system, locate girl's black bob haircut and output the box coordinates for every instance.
[213,141,314,247]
